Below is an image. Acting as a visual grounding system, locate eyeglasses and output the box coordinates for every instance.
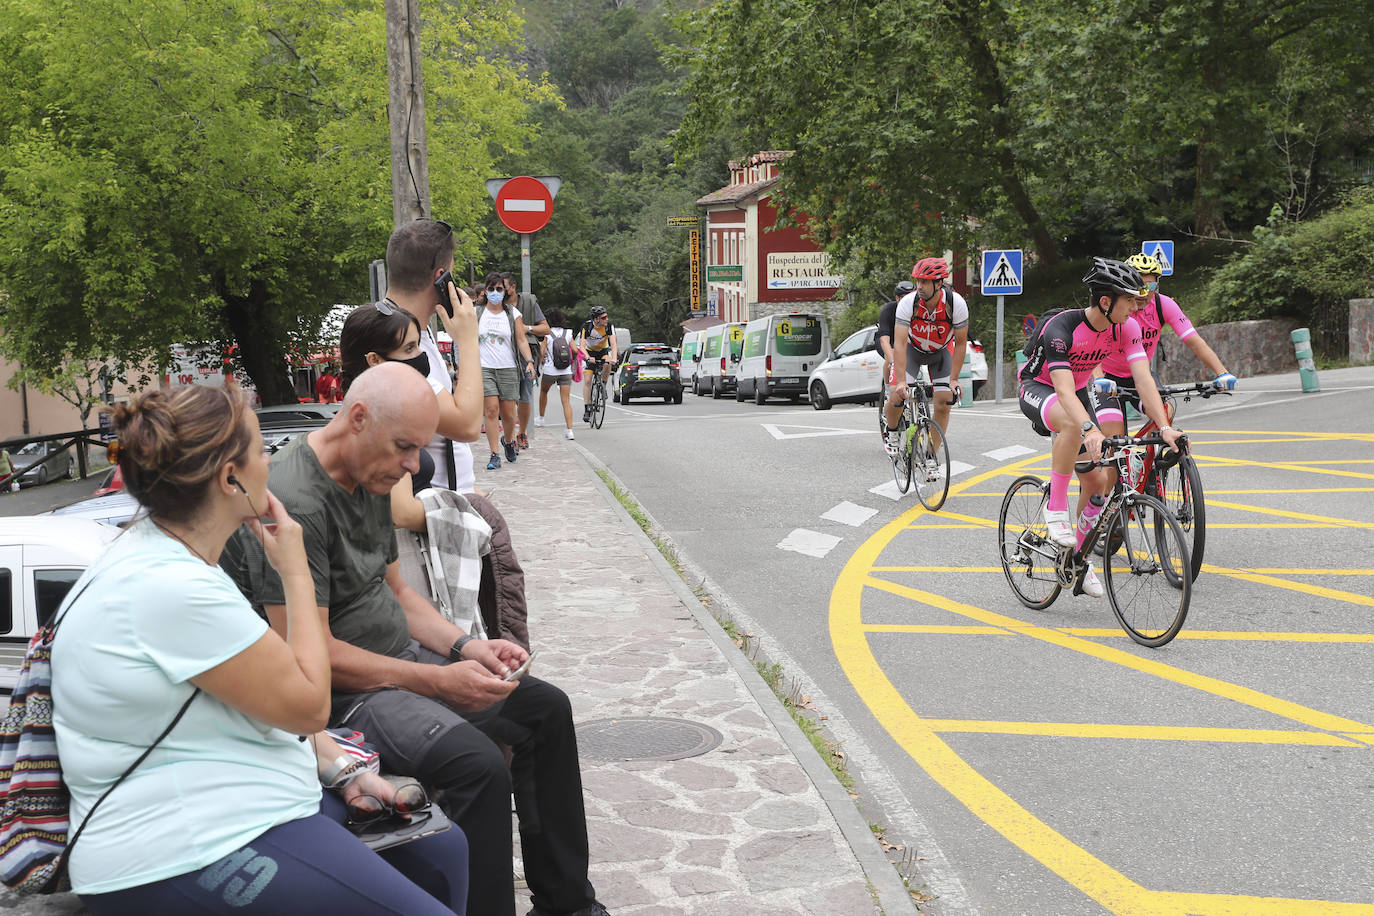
[424,218,453,270]
[346,783,429,827]
[375,299,398,316]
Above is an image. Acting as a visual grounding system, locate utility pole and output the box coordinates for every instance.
[385,0,431,228]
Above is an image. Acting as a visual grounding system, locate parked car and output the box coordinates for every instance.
[92,464,125,496]
[0,517,120,690]
[613,344,684,405]
[9,440,75,487]
[737,312,831,405]
[807,324,884,410]
[255,402,343,428]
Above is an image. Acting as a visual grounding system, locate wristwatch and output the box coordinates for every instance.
[1080,420,1096,437]
[450,634,475,662]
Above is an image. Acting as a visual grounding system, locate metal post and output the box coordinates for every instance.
[994,295,1005,403]
[520,233,532,295]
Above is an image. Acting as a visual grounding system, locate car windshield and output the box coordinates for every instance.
[16,443,44,456]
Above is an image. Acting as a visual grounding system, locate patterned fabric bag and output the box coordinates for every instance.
[0,575,198,895]
[324,728,381,775]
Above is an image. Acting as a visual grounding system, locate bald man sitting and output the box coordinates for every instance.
[222,363,607,916]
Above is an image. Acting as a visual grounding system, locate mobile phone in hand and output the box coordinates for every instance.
[434,270,456,318]
[504,651,536,682]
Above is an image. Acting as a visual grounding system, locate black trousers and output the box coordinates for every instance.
[333,645,594,916]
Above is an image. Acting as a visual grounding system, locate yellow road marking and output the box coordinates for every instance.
[1202,565,1374,608]
[864,621,1374,643]
[1206,499,1374,529]
[865,624,1015,636]
[871,566,1374,577]
[1243,569,1374,575]
[832,451,1374,912]
[1205,488,1374,494]
[1345,734,1374,747]
[1202,454,1374,481]
[921,719,1359,747]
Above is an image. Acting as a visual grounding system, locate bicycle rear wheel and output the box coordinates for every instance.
[1103,492,1191,647]
[1150,452,1205,582]
[891,412,913,493]
[914,417,951,512]
[590,382,607,429]
[998,475,1062,610]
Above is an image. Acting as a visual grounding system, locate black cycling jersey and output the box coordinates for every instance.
[876,299,898,357]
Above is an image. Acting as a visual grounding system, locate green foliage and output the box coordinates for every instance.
[0,0,549,402]
[1205,190,1374,326]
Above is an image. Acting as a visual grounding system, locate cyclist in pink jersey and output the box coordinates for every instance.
[1093,252,1236,439]
[1018,257,1183,597]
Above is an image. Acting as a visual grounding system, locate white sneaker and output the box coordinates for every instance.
[1043,508,1076,547]
[1081,566,1104,598]
[885,431,902,457]
[565,428,575,440]
[534,415,545,427]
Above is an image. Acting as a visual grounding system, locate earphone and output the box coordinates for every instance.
[227,475,245,494]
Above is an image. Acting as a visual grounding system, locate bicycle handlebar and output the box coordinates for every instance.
[1117,380,1230,399]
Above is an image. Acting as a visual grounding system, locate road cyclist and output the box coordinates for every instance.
[577,306,618,424]
[876,279,916,443]
[1016,257,1184,598]
[883,258,968,461]
[1091,251,1236,577]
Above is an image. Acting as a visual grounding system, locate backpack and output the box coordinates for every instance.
[549,330,572,370]
[1022,307,1069,357]
[0,569,199,895]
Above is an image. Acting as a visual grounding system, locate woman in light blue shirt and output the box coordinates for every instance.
[52,383,467,914]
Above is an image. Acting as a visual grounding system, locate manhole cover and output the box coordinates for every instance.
[576,717,723,762]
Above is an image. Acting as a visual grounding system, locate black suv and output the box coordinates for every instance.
[614,343,684,405]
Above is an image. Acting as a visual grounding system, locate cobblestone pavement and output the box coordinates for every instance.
[1,428,914,915]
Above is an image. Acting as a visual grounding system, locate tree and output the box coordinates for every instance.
[0,0,551,404]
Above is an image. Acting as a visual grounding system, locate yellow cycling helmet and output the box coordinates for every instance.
[1126,253,1162,276]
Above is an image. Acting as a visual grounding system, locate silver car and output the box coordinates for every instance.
[8,440,75,487]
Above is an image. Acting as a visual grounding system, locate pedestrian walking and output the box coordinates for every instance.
[536,307,577,440]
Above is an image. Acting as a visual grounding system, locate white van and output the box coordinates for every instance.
[681,330,707,394]
[696,322,746,398]
[737,312,831,404]
[0,517,121,690]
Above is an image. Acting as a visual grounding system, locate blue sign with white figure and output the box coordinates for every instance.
[981,250,1023,295]
[1141,240,1174,276]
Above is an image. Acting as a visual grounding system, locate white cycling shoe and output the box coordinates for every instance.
[1042,508,1077,547]
[1080,565,1104,598]
[885,431,902,457]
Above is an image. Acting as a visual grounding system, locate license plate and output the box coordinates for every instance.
[780,377,801,384]
[639,369,669,380]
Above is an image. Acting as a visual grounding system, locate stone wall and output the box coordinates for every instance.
[1156,317,1301,383]
[1350,299,1374,365]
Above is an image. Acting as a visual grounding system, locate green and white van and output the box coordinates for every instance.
[696,322,746,398]
[681,330,707,395]
[737,312,831,404]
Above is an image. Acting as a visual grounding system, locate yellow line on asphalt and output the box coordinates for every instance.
[865,621,1374,643]
[1254,459,1374,465]
[1345,735,1374,747]
[1201,565,1374,608]
[872,566,1005,572]
[1205,488,1374,494]
[1205,499,1374,529]
[1243,569,1374,575]
[920,719,1359,747]
[1181,428,1374,442]
[1153,891,1374,914]
[1202,454,1374,480]
[831,451,1374,913]
[905,524,987,529]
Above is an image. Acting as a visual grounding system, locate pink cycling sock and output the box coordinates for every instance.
[1047,472,1071,512]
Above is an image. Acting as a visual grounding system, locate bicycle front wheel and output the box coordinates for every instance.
[1150,452,1205,582]
[914,417,951,511]
[591,383,607,429]
[1103,492,1191,647]
[998,475,1062,610]
[891,413,913,493]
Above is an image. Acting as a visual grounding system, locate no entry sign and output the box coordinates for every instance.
[494,175,554,234]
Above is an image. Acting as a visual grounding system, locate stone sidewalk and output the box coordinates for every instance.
[499,429,915,915]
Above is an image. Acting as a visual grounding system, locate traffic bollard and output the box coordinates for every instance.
[958,365,973,407]
[1291,328,1321,392]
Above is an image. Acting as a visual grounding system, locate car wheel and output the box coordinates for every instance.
[712,379,721,400]
[754,385,767,405]
[735,385,746,402]
[673,390,683,404]
[811,380,831,410]
[622,392,632,405]
[36,467,48,486]
[64,461,74,479]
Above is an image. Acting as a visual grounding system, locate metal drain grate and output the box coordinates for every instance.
[576,717,724,762]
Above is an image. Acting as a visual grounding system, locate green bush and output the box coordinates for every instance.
[1204,190,1374,337]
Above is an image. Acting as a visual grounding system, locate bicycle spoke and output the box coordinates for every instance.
[999,476,1061,609]
[1104,494,1190,647]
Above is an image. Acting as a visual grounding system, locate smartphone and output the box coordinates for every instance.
[434,269,456,318]
[503,651,536,682]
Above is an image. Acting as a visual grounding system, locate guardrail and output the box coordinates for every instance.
[0,428,106,490]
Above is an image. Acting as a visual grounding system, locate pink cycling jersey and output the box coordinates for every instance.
[1100,292,1196,376]
[1023,310,1146,390]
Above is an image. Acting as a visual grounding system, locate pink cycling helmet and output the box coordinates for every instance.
[911,257,950,281]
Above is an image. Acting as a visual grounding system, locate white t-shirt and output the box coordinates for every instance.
[420,329,476,493]
[478,305,522,370]
[542,327,574,377]
[51,519,319,893]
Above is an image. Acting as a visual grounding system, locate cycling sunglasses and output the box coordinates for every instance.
[346,783,429,826]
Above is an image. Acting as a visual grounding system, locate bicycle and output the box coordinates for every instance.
[997,433,1192,647]
[585,358,609,429]
[889,379,951,511]
[1115,380,1230,581]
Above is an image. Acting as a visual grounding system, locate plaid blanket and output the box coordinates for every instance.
[418,488,492,635]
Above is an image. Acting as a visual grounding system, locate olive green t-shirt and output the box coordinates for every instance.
[224,433,408,657]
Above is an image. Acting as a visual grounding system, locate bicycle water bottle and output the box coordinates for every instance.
[1128,449,1145,489]
[1076,493,1105,550]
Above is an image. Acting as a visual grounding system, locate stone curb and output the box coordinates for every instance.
[567,443,920,916]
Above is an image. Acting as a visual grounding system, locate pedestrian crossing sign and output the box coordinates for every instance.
[981,249,1023,295]
[1141,240,1174,276]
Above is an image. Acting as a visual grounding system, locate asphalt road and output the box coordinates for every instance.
[574,366,1374,915]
